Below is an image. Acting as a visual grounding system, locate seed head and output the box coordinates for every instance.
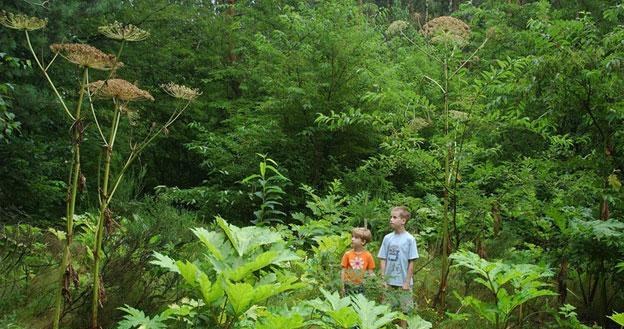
[50,43,123,71]
[0,11,47,31]
[161,82,201,101]
[87,79,154,102]
[99,21,150,42]
[409,117,430,131]
[448,110,469,121]
[422,16,470,46]
[387,20,409,36]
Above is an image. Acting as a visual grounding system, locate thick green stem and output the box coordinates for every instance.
[52,67,88,329]
[90,102,121,329]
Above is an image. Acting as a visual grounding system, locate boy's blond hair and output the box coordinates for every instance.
[392,206,411,222]
[351,227,372,244]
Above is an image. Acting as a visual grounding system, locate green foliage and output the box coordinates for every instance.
[554,304,596,329]
[308,288,401,329]
[149,217,303,327]
[242,155,289,225]
[405,314,434,329]
[116,305,169,329]
[609,312,624,326]
[450,251,557,329]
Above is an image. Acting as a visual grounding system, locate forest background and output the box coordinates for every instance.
[1,0,624,328]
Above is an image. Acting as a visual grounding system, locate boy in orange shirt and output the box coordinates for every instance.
[340,227,375,296]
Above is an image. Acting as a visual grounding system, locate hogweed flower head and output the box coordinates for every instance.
[387,20,409,36]
[161,82,201,101]
[50,43,123,71]
[448,110,469,121]
[409,117,430,131]
[422,16,470,46]
[87,79,154,102]
[99,21,150,42]
[0,11,47,31]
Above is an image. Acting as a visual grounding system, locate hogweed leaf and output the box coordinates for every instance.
[226,281,254,315]
[176,260,198,285]
[117,305,169,329]
[608,312,624,326]
[197,272,224,304]
[150,252,179,273]
[350,293,397,329]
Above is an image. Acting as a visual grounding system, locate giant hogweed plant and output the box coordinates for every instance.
[449,251,557,329]
[144,217,304,328]
[308,288,432,329]
[0,12,199,329]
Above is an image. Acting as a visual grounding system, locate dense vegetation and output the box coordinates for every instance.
[1,0,624,328]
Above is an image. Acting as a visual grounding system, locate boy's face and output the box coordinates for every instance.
[389,210,406,230]
[351,235,365,249]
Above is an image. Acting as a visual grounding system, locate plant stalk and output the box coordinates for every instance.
[90,101,121,329]
[52,67,88,329]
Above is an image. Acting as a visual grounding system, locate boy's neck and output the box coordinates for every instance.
[353,245,365,252]
[393,226,406,234]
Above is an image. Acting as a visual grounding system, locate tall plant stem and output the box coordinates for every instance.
[52,67,89,329]
[90,101,121,329]
[435,57,452,312]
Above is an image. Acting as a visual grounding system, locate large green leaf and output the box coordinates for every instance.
[256,313,306,329]
[350,293,397,329]
[406,315,433,329]
[216,216,281,257]
[192,227,230,261]
[227,251,278,281]
[226,281,254,315]
[608,312,624,326]
[197,272,224,304]
[176,260,199,285]
[150,252,179,273]
[117,305,169,329]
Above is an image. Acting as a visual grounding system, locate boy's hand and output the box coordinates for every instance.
[402,282,410,290]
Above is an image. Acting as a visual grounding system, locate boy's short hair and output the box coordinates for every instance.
[352,227,372,244]
[392,206,411,222]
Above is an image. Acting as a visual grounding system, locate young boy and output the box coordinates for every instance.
[378,206,419,327]
[340,227,375,296]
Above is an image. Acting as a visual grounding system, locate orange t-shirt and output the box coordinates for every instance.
[341,249,375,285]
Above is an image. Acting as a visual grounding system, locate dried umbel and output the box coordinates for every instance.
[87,79,154,101]
[448,110,469,121]
[50,43,123,71]
[409,117,430,131]
[387,20,409,36]
[0,11,47,31]
[421,16,470,46]
[99,21,150,42]
[161,82,201,101]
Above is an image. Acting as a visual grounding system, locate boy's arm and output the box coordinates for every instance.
[340,268,346,296]
[403,259,415,290]
[379,259,387,286]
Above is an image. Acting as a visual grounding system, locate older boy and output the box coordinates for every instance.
[378,206,418,327]
[341,227,375,296]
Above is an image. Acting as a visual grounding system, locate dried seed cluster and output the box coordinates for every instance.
[422,16,470,45]
[99,21,150,42]
[0,11,47,31]
[50,43,123,71]
[161,82,201,101]
[88,79,154,102]
[386,20,409,36]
